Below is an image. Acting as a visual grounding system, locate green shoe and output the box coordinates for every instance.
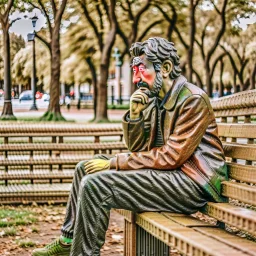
[32,238,71,256]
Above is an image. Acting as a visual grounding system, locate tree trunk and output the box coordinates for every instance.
[95,64,109,122]
[219,59,224,97]
[86,57,97,120]
[249,64,256,90]
[94,0,117,122]
[40,27,64,121]
[205,62,212,97]
[187,1,196,82]
[233,72,237,93]
[1,25,16,120]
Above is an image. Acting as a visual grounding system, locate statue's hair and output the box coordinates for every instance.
[130,37,181,80]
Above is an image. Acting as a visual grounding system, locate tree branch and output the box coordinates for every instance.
[210,0,221,15]
[78,0,103,51]
[101,0,109,19]
[35,33,51,54]
[125,0,134,20]
[51,0,57,18]
[134,0,151,27]
[174,26,189,49]
[195,38,205,60]
[3,0,14,22]
[137,19,163,42]
[206,0,228,63]
[210,52,226,80]
[35,0,53,36]
[55,0,67,25]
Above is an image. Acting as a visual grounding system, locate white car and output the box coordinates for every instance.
[42,93,50,101]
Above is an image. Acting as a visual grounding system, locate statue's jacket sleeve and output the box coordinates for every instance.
[110,77,227,202]
[122,98,158,152]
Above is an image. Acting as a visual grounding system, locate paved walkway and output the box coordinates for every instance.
[13,108,127,123]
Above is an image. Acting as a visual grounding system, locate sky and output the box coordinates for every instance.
[9,9,46,39]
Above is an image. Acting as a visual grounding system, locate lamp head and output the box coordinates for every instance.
[31,14,38,28]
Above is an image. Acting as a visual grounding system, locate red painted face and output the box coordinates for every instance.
[132,56,156,90]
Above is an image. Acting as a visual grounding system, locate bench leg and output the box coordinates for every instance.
[124,217,136,256]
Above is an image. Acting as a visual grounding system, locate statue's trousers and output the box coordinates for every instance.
[61,155,207,256]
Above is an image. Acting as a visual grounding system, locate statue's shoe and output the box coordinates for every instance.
[32,238,71,256]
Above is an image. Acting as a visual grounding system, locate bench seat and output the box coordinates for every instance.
[135,212,256,256]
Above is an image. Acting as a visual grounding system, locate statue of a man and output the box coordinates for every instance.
[32,37,227,256]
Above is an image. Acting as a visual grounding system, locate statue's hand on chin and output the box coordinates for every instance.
[130,88,149,120]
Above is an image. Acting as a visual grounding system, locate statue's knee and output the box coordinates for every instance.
[80,174,95,192]
[74,160,87,176]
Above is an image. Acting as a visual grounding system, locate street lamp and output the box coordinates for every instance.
[27,14,38,110]
[112,48,122,105]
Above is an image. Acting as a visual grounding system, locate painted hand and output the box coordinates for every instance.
[130,88,149,119]
[84,159,110,174]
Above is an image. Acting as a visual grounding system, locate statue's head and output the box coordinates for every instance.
[130,37,181,97]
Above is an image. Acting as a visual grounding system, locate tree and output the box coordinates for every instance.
[28,0,67,121]
[0,0,15,119]
[77,0,118,122]
[61,22,98,118]
[12,40,50,89]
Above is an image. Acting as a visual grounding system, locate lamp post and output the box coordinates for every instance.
[112,48,122,105]
[27,14,38,110]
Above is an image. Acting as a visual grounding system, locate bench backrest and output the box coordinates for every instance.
[210,90,256,210]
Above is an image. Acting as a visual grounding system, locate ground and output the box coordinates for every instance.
[0,205,124,256]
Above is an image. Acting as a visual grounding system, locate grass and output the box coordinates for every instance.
[16,239,36,248]
[31,226,39,233]
[1,227,17,236]
[0,208,37,227]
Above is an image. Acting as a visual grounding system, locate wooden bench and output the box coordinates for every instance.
[116,90,256,256]
[0,123,126,204]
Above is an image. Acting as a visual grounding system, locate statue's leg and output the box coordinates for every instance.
[71,169,207,256]
[61,155,111,239]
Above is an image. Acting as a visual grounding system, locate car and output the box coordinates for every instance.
[42,93,50,101]
[19,90,33,102]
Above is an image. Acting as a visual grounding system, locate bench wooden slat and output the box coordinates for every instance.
[0,170,74,180]
[214,108,256,118]
[0,124,123,132]
[194,227,256,256]
[223,142,256,161]
[218,124,256,138]
[162,213,256,256]
[161,212,215,227]
[222,181,256,206]
[0,142,127,151]
[227,163,256,183]
[204,202,256,236]
[0,132,123,137]
[136,212,248,256]
[0,157,90,166]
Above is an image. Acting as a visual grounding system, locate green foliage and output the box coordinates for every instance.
[16,239,36,248]
[40,111,66,121]
[0,208,37,227]
[1,227,17,236]
[108,104,129,110]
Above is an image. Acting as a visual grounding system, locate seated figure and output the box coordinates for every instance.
[32,37,227,256]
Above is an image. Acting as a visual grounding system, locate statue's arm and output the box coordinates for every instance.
[111,95,210,170]
[122,111,148,152]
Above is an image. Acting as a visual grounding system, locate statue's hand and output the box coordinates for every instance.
[84,159,110,174]
[130,89,149,119]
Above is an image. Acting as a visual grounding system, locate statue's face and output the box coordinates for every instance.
[132,55,156,91]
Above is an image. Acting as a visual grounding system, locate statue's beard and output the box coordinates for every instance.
[137,72,163,98]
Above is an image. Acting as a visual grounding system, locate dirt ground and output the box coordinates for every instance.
[0,205,124,256]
